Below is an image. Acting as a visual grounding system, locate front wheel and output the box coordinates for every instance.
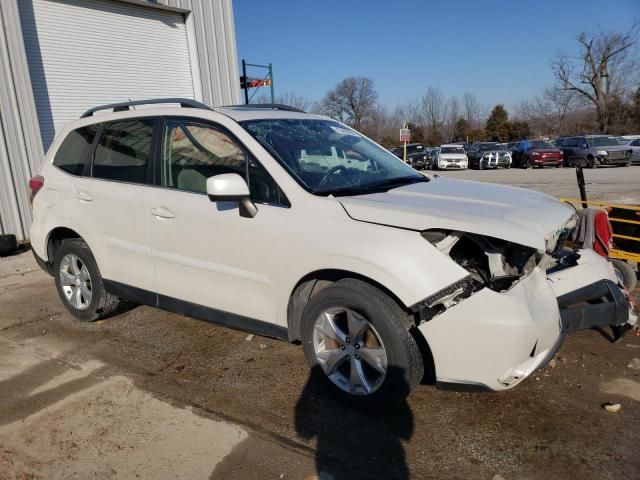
[587,156,597,168]
[54,239,121,321]
[300,279,424,410]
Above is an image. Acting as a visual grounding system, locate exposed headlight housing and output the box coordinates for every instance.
[597,150,608,156]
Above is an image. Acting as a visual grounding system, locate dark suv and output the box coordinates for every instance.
[390,143,431,170]
[556,135,632,168]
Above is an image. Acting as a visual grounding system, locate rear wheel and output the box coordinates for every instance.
[300,279,423,410]
[54,239,121,321]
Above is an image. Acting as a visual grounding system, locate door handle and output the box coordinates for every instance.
[75,191,92,202]
[151,207,175,219]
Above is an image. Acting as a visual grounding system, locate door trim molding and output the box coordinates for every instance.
[103,279,288,340]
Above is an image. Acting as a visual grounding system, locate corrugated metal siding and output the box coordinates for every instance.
[0,0,239,241]
[0,0,45,240]
[20,0,196,150]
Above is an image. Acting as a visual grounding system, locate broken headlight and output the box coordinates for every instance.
[422,230,542,293]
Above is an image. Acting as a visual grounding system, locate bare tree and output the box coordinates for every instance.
[515,87,580,136]
[462,92,482,127]
[318,77,378,130]
[445,96,461,141]
[552,22,639,132]
[421,87,447,142]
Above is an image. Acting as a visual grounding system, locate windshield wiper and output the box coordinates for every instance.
[364,175,428,191]
[314,175,428,197]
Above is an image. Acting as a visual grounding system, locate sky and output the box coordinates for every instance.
[233,0,639,111]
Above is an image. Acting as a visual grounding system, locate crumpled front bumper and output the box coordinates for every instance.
[417,248,634,391]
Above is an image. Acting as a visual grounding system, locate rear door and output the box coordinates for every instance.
[146,116,289,330]
[71,118,156,295]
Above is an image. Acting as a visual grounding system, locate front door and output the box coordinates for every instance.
[146,117,289,330]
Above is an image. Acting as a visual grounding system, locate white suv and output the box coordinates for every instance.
[435,144,468,170]
[29,99,636,409]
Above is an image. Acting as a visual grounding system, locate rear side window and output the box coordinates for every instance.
[53,124,99,175]
[93,119,154,183]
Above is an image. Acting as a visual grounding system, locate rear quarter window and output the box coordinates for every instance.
[53,124,99,175]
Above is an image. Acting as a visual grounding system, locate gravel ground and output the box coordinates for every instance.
[1,166,639,480]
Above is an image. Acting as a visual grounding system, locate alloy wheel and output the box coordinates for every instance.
[313,307,388,395]
[59,253,92,310]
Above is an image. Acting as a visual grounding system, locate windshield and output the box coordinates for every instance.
[589,136,622,147]
[530,140,555,149]
[479,143,499,151]
[440,146,465,154]
[240,119,425,196]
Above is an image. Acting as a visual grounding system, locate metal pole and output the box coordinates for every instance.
[403,123,407,163]
[576,165,588,209]
[242,59,249,105]
[269,63,275,104]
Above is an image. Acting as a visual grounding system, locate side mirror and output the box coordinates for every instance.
[206,173,257,218]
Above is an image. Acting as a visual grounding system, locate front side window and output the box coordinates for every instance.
[53,124,99,175]
[93,119,154,183]
[577,138,589,148]
[162,119,285,205]
[631,139,640,146]
[240,119,425,196]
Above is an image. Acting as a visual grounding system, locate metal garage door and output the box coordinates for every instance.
[19,0,196,150]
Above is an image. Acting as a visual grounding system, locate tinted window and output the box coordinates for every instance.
[589,136,622,147]
[577,138,588,148]
[564,138,578,147]
[631,139,640,146]
[93,119,154,183]
[53,124,99,175]
[162,119,285,205]
[440,146,465,154]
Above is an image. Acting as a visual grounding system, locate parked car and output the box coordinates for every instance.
[466,142,511,169]
[434,144,468,169]
[627,138,640,165]
[556,135,633,168]
[29,98,636,409]
[390,143,431,170]
[512,140,564,168]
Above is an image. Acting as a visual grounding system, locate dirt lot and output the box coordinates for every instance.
[1,166,639,480]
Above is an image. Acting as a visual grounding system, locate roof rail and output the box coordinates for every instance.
[222,103,305,113]
[80,98,211,118]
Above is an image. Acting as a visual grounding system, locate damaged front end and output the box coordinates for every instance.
[413,226,636,392]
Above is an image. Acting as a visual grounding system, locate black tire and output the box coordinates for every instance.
[300,278,424,411]
[522,156,531,169]
[587,156,597,168]
[0,234,18,256]
[611,259,637,292]
[53,238,120,322]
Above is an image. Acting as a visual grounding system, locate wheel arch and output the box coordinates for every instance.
[286,269,414,343]
[287,269,436,384]
[45,226,84,265]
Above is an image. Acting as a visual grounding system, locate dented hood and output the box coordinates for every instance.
[339,177,575,251]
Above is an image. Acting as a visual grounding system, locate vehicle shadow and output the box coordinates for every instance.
[294,366,413,480]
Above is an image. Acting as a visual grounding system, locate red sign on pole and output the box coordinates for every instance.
[399,128,411,142]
